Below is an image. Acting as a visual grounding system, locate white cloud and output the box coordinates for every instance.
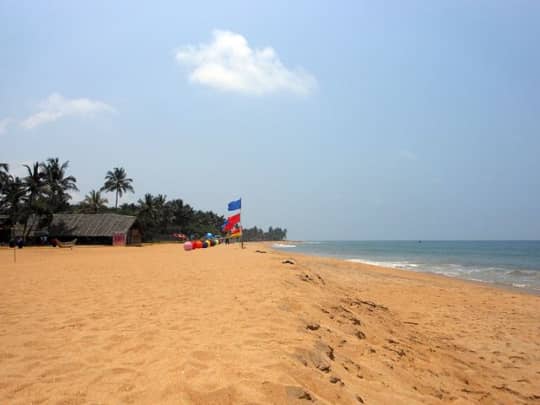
[21,93,115,129]
[175,30,317,96]
[0,117,11,135]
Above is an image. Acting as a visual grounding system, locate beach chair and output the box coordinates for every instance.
[55,238,77,249]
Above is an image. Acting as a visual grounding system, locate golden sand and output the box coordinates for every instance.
[0,243,539,404]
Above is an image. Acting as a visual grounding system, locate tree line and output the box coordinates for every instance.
[0,159,287,242]
[242,226,287,241]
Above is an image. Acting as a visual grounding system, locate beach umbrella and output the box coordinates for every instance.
[183,241,193,251]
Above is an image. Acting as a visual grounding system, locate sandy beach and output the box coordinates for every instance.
[0,243,539,404]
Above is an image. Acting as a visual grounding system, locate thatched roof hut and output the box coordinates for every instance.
[10,215,49,241]
[49,213,142,245]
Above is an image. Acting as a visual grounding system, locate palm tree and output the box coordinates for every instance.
[1,163,13,211]
[0,163,8,179]
[40,158,78,212]
[23,162,47,204]
[100,167,134,208]
[137,193,157,218]
[82,190,108,213]
[21,162,48,240]
[137,193,172,240]
[137,193,158,239]
[0,163,10,197]
[1,175,25,215]
[152,194,170,229]
[168,199,194,229]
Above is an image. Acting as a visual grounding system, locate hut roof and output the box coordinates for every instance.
[49,214,137,237]
[11,215,49,237]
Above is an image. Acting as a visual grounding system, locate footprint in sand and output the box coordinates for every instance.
[285,386,314,402]
[178,360,210,379]
[190,350,216,362]
[122,343,153,354]
[329,376,344,386]
[0,351,16,360]
[119,383,136,392]
[355,330,366,340]
[89,366,138,388]
[110,367,136,375]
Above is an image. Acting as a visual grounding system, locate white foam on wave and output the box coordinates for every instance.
[469,278,494,284]
[272,243,297,248]
[346,258,419,270]
[507,269,540,278]
[346,258,385,266]
[291,244,540,291]
[437,271,461,277]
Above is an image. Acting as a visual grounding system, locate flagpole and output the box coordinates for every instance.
[240,200,244,249]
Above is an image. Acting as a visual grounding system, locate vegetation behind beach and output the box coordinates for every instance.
[0,159,286,242]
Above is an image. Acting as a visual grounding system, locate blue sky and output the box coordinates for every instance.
[1,1,539,240]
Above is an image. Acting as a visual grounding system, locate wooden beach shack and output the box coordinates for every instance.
[48,213,142,246]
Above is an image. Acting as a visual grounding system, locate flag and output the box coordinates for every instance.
[223,214,239,232]
[231,225,242,238]
[228,198,242,211]
[227,213,241,227]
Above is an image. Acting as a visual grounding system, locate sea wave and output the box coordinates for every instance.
[276,240,540,292]
[506,269,540,278]
[272,243,297,248]
[345,259,540,291]
[346,258,419,270]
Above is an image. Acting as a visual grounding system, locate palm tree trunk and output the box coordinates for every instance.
[115,191,119,209]
[22,220,28,243]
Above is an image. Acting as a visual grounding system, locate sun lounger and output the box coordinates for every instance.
[52,238,77,249]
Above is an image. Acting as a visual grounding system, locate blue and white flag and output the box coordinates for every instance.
[228,198,241,211]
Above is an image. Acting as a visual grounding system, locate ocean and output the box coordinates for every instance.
[272,241,540,293]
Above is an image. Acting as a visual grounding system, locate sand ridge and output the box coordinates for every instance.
[0,243,539,404]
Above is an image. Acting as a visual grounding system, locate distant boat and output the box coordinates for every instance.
[418,240,422,243]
